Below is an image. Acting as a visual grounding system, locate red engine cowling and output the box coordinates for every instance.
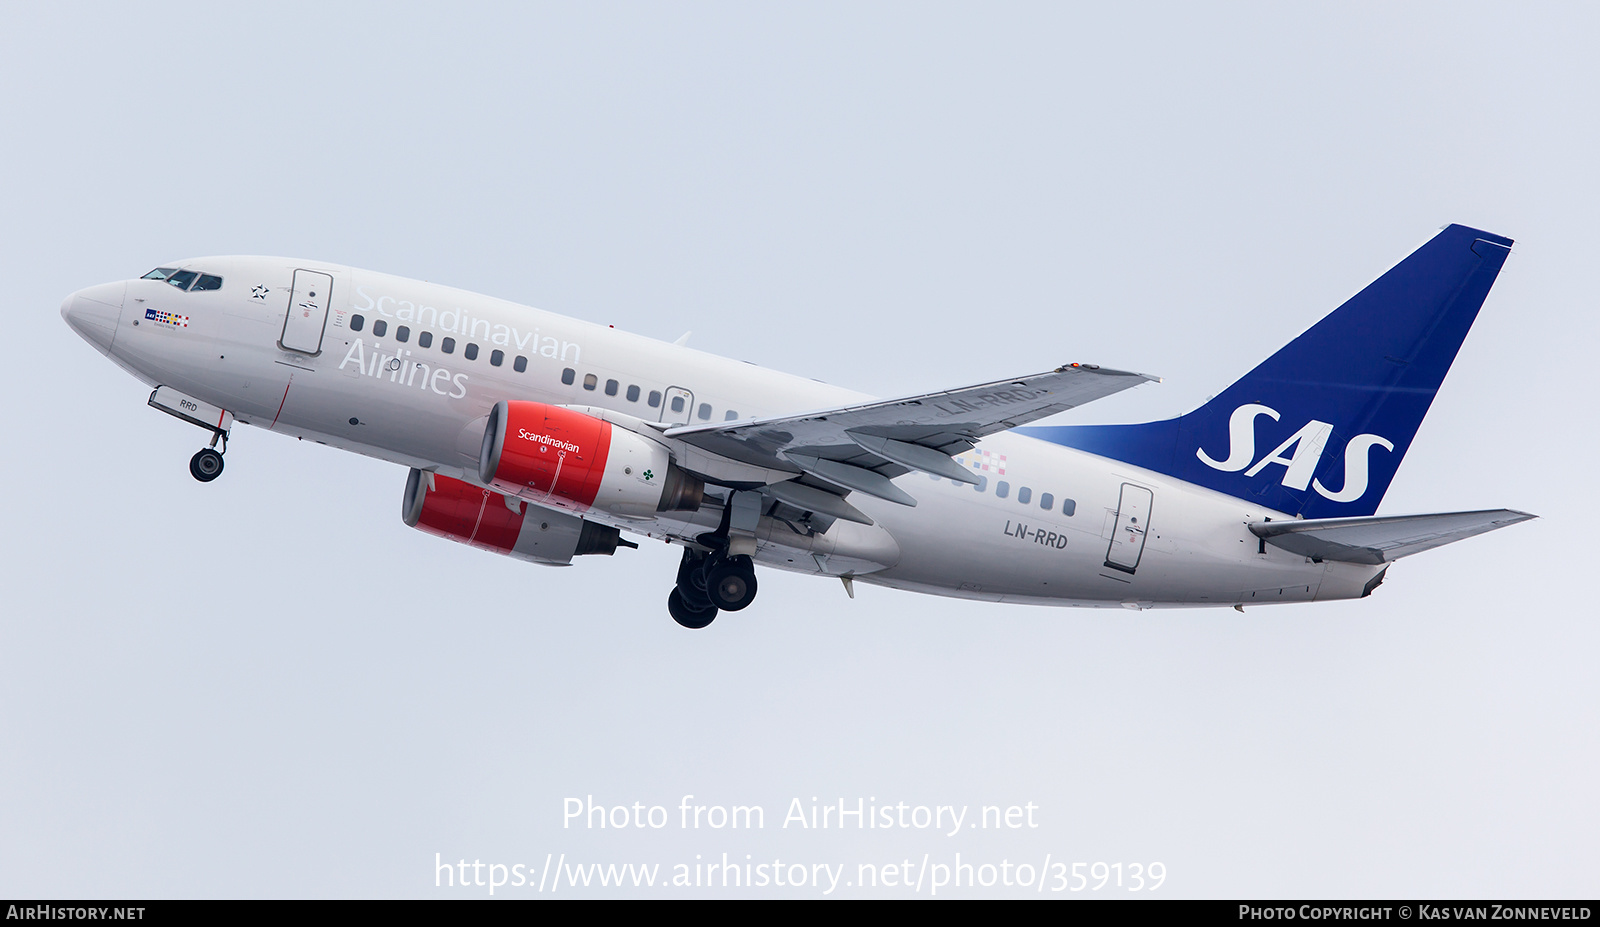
[478,400,702,515]
[401,469,629,565]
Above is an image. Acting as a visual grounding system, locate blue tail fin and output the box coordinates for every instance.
[1020,224,1514,518]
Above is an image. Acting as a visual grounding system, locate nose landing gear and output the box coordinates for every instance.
[148,387,234,484]
[188,428,228,483]
[189,447,224,482]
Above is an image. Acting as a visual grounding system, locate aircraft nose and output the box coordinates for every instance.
[61,282,125,355]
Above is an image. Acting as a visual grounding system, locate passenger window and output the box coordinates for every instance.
[1040,492,1053,510]
[1018,487,1031,505]
[724,410,738,421]
[670,396,685,413]
[1062,498,1076,517]
[974,475,988,492]
[350,314,364,332]
[418,331,432,348]
[648,390,661,408]
[561,367,575,385]
[441,337,455,354]
[514,355,527,373]
[373,320,388,337]
[465,343,479,360]
[605,379,619,396]
[192,274,223,291]
[396,326,410,343]
[166,270,198,290]
[490,349,504,366]
[626,385,640,402]
[996,481,1010,499]
[583,374,597,391]
[698,403,711,420]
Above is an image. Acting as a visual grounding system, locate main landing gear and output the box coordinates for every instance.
[668,546,759,629]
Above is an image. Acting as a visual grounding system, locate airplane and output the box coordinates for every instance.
[60,224,1534,628]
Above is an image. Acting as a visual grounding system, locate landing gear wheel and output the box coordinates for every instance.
[689,559,713,593]
[667,587,718,629]
[706,556,758,611]
[189,448,224,482]
[677,550,711,593]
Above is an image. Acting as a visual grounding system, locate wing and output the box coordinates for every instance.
[657,364,1156,516]
[1248,509,1536,564]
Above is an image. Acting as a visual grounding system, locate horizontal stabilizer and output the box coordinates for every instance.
[1249,509,1535,565]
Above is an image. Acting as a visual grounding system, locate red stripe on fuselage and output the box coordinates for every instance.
[269,376,293,428]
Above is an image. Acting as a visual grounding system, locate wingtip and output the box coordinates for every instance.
[1056,362,1160,382]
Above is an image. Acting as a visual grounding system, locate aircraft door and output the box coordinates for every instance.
[279,269,334,355]
[661,386,694,424]
[1104,483,1153,574]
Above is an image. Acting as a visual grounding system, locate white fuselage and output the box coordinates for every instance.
[65,256,1383,609]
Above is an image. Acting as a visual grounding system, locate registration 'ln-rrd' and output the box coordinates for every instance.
[61,226,1534,629]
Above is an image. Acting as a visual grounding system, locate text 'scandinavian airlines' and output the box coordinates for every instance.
[62,225,1533,627]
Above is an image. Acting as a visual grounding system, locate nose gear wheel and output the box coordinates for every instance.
[189,448,224,482]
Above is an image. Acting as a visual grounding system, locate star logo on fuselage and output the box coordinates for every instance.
[251,285,269,300]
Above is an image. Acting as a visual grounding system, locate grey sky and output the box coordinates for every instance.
[2,2,1594,897]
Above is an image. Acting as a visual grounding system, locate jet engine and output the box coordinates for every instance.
[478,400,703,516]
[401,468,633,565]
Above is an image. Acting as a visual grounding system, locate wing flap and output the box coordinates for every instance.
[848,431,981,484]
[765,480,875,525]
[784,453,919,507]
[1249,509,1535,564]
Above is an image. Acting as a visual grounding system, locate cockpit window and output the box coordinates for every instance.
[141,268,223,291]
